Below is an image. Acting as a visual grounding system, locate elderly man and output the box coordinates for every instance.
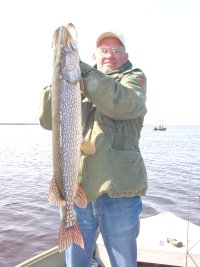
[38,29,147,267]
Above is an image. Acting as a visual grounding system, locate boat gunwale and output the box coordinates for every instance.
[15,246,63,267]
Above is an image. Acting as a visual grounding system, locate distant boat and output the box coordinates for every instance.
[154,125,167,131]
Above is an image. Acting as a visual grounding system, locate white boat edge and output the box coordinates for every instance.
[15,212,200,267]
[15,246,65,267]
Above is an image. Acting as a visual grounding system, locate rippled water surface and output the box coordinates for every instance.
[0,124,199,267]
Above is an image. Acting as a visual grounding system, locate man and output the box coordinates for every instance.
[38,30,147,267]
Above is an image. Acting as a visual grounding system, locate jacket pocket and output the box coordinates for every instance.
[82,136,147,196]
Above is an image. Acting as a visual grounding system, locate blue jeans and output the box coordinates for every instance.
[65,194,142,267]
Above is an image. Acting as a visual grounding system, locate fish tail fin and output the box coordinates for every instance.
[48,176,66,206]
[80,139,96,155]
[58,222,84,252]
[74,184,87,208]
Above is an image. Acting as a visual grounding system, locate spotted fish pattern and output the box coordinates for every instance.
[49,24,88,253]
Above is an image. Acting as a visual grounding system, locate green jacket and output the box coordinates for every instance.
[38,60,148,202]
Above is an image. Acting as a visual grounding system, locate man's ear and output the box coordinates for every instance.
[125,52,129,61]
[93,52,97,61]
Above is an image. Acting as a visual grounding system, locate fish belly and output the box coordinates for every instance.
[60,79,82,227]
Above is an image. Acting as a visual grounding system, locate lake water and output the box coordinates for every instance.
[0,124,199,267]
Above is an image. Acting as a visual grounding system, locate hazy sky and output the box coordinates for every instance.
[0,0,199,125]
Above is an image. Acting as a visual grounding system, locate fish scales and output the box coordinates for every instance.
[49,24,87,252]
[60,78,82,226]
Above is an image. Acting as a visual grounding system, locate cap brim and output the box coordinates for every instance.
[96,31,125,47]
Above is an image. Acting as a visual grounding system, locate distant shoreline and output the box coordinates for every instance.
[0,123,39,125]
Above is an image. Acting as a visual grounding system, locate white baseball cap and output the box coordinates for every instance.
[96,31,125,47]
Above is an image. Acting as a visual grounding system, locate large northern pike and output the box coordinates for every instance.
[48,23,95,253]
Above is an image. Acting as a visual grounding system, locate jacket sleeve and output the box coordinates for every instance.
[80,62,147,120]
[37,85,52,130]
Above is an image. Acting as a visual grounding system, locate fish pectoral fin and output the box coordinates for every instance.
[74,184,87,208]
[48,176,66,206]
[80,139,96,155]
[58,222,84,252]
[79,79,84,94]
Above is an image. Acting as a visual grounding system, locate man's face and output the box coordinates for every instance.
[93,37,128,73]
